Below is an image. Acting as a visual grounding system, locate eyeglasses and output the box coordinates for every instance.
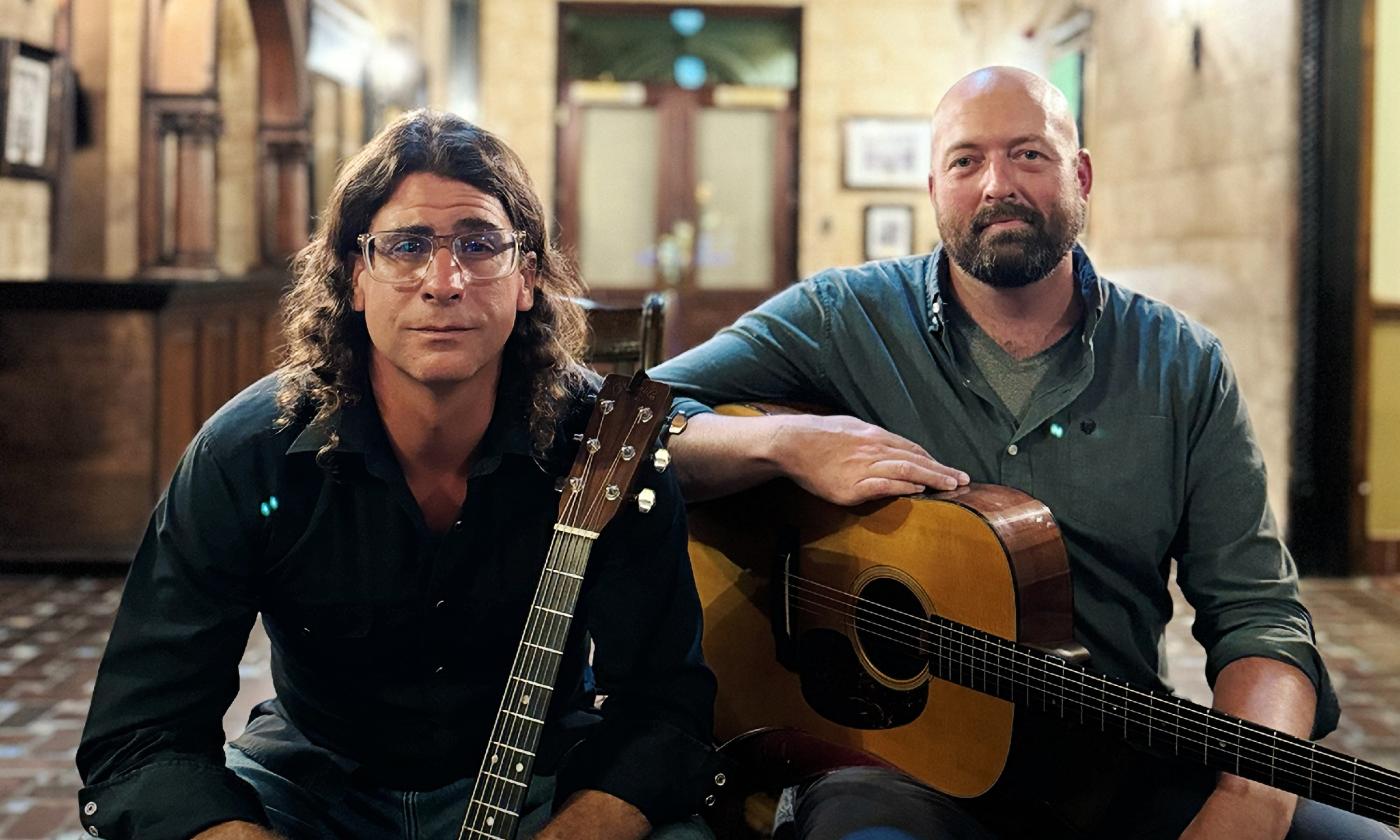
[356,229,527,285]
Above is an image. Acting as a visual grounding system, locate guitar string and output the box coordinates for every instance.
[461,407,649,837]
[784,578,1400,810]
[780,592,1400,818]
[458,449,593,840]
[782,580,1400,813]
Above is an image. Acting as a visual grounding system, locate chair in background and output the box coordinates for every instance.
[575,292,668,374]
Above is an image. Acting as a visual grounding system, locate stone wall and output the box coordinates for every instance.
[1084,0,1300,528]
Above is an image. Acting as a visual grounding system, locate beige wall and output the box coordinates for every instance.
[1083,0,1299,524]
[1368,0,1400,538]
[0,0,58,280]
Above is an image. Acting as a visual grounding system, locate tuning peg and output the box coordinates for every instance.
[572,432,584,443]
[636,488,656,513]
[653,447,671,472]
[666,412,688,439]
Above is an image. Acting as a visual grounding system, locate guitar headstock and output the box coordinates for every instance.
[557,372,675,535]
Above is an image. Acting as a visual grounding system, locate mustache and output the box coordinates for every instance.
[972,202,1044,232]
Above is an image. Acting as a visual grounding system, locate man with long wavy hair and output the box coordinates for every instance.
[77,111,716,840]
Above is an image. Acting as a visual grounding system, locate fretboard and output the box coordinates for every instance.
[927,614,1400,826]
[457,527,597,840]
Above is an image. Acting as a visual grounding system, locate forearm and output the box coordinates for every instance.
[192,822,281,839]
[668,413,787,502]
[1182,656,1317,839]
[535,790,650,840]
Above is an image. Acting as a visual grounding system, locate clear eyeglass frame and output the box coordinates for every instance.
[356,229,528,286]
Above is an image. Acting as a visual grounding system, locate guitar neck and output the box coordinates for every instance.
[927,615,1400,826]
[457,528,597,840]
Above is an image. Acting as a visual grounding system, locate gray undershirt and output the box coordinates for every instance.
[946,302,1082,422]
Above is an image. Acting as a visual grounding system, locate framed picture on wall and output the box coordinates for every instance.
[843,116,932,189]
[864,204,914,262]
[0,40,60,179]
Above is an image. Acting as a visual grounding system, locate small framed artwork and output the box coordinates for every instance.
[0,40,60,179]
[864,204,914,262]
[843,116,932,190]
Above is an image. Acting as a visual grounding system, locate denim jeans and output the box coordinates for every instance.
[225,744,713,840]
[788,766,1400,840]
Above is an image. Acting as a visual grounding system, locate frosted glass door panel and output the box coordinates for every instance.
[695,109,775,290]
[578,107,660,288]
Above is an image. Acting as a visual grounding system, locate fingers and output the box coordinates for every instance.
[874,457,966,491]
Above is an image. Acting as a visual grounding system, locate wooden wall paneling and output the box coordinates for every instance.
[235,313,266,387]
[156,317,198,485]
[197,312,236,421]
[0,311,157,561]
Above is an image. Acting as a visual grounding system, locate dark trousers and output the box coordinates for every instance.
[791,765,1399,840]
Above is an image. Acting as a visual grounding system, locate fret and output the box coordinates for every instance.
[461,828,506,840]
[512,676,552,691]
[483,771,528,789]
[503,709,544,725]
[522,641,563,655]
[544,567,584,581]
[471,802,520,817]
[533,605,572,619]
[490,740,535,757]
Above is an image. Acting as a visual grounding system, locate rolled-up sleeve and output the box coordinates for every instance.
[1173,344,1339,738]
[554,470,718,824]
[76,434,270,839]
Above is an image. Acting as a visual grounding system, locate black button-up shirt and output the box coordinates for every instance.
[76,374,716,840]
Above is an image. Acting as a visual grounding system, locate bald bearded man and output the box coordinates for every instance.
[650,68,1395,839]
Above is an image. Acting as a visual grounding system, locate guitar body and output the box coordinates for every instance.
[690,479,1075,798]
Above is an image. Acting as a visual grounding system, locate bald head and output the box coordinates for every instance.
[932,66,1080,159]
[927,66,1091,290]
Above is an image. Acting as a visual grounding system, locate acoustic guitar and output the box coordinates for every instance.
[688,473,1400,833]
[455,372,681,840]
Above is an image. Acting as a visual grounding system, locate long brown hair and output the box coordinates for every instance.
[276,110,589,456]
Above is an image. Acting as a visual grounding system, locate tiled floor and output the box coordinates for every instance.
[2,572,1398,839]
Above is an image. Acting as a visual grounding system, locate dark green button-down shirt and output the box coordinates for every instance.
[651,245,1338,736]
[76,374,716,840]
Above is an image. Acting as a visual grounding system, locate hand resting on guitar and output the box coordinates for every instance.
[668,411,970,505]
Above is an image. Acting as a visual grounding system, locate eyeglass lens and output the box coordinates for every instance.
[367,231,517,283]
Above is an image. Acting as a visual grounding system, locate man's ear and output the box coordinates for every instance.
[1076,149,1094,198]
[350,257,366,312]
[517,252,538,312]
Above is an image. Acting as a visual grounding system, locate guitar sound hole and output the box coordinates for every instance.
[853,577,929,684]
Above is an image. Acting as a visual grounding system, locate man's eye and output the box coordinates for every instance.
[460,238,495,254]
[951,156,974,168]
[385,237,427,255]
[1021,150,1043,160]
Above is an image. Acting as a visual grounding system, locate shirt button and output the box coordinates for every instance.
[88,828,99,837]
[435,665,446,674]
[1007,444,1019,456]
[434,600,447,610]
[451,520,464,531]
[83,802,97,816]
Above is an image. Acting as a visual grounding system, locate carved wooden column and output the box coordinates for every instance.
[259,124,311,264]
[141,95,223,279]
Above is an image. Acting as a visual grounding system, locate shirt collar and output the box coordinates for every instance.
[925,242,1106,342]
[285,385,539,475]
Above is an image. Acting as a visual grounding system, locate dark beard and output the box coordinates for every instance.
[941,199,1083,289]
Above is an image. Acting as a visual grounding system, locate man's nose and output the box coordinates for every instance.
[420,244,466,298]
[982,157,1019,202]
